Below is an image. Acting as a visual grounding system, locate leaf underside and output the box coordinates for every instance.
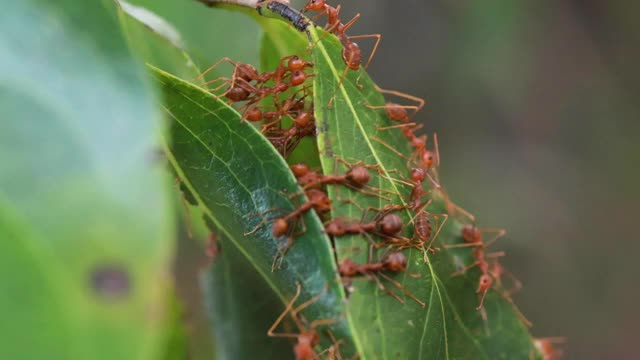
[152,67,358,357]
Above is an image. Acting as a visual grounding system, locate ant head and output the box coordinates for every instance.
[288,56,305,71]
[341,42,361,70]
[290,163,310,178]
[347,166,370,186]
[385,103,409,122]
[272,218,289,237]
[461,224,481,243]
[325,219,346,236]
[290,71,307,86]
[338,259,358,277]
[378,214,403,236]
[236,63,259,81]
[294,112,313,127]
[307,189,332,214]
[411,168,426,183]
[304,0,325,11]
[384,252,407,272]
[421,150,435,168]
[245,107,262,122]
[476,274,493,294]
[225,86,250,102]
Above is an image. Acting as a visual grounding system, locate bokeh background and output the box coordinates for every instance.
[130,0,640,358]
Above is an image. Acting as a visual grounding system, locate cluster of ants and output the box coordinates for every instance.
[194,0,563,359]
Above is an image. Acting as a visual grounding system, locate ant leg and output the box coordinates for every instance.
[450,260,480,277]
[481,228,507,249]
[348,33,382,69]
[291,283,328,319]
[479,306,490,336]
[267,282,303,337]
[378,272,426,307]
[368,273,404,304]
[370,136,411,162]
[502,269,523,297]
[497,290,533,327]
[484,251,506,259]
[376,122,421,132]
[433,132,441,168]
[194,57,235,83]
[373,85,426,118]
[442,241,483,249]
[443,197,476,225]
[244,208,283,235]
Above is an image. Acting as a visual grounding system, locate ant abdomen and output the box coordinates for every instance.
[383,252,407,272]
[346,166,370,186]
[378,214,403,236]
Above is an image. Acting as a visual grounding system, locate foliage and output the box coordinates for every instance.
[0,0,542,359]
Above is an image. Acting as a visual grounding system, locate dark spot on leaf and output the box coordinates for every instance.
[90,264,131,300]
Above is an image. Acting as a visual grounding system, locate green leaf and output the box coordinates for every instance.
[115,0,201,80]
[126,0,261,70]
[309,25,539,359]
[152,66,359,357]
[201,232,293,359]
[0,1,173,359]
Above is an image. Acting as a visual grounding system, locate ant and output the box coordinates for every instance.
[371,131,440,180]
[324,206,404,253]
[263,105,316,157]
[338,252,425,307]
[245,189,332,270]
[366,86,425,123]
[533,337,566,360]
[443,203,533,326]
[290,160,395,201]
[268,282,342,360]
[302,0,381,100]
[399,201,448,262]
[259,85,312,130]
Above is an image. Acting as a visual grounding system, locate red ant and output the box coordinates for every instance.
[290,160,396,201]
[258,85,312,129]
[268,282,342,360]
[533,337,566,360]
[245,189,332,270]
[400,202,448,262]
[371,131,440,181]
[366,86,425,123]
[303,0,381,98]
[264,106,316,157]
[442,202,533,326]
[324,207,404,255]
[446,224,508,310]
[338,252,425,307]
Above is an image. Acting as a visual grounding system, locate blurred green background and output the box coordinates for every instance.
[127,0,639,358]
